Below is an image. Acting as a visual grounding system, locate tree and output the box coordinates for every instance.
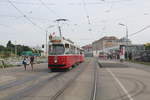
[0,45,5,51]
[144,43,150,50]
[22,45,33,51]
[7,40,14,48]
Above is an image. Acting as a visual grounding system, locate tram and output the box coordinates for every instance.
[48,35,84,70]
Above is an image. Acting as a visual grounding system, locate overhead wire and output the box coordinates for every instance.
[7,0,44,31]
[0,0,55,6]
[130,25,150,37]
[38,0,60,18]
[82,0,91,25]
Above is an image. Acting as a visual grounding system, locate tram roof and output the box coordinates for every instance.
[49,36,73,44]
[49,36,83,50]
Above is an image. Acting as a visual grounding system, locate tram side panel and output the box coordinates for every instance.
[48,55,77,69]
[48,55,83,69]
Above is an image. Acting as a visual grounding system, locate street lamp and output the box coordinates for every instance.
[45,25,55,56]
[119,23,129,59]
[14,41,17,57]
[118,23,128,41]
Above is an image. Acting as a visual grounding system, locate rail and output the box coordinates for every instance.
[90,60,98,100]
[50,62,86,100]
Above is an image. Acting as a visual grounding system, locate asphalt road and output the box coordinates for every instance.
[98,60,150,100]
[0,58,150,100]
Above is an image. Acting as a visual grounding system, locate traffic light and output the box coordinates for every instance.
[42,44,44,48]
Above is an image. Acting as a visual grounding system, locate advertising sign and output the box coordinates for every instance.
[120,45,125,60]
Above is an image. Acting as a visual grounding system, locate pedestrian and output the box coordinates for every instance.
[22,56,27,70]
[30,56,34,71]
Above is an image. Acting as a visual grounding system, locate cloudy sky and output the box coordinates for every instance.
[0,0,150,47]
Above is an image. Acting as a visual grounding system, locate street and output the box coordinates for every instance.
[98,60,150,100]
[0,58,150,100]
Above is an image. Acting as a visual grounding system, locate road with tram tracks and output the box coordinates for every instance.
[0,58,150,100]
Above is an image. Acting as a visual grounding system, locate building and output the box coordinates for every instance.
[92,36,132,56]
[92,36,119,56]
[117,37,132,46]
[92,36,118,51]
[82,44,93,57]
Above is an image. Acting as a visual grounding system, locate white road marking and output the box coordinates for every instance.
[106,68,134,100]
[92,68,97,100]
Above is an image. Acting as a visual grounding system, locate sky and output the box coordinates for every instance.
[0,0,150,47]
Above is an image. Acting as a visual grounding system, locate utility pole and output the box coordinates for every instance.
[45,25,55,56]
[119,23,128,43]
[15,41,17,56]
[45,30,48,56]
[119,23,129,59]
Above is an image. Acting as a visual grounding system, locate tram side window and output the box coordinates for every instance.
[71,46,75,54]
[77,49,80,54]
[65,44,69,48]
[65,48,72,54]
[65,44,71,54]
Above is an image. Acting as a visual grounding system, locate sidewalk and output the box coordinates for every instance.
[123,61,150,68]
[98,59,150,72]
[98,59,120,64]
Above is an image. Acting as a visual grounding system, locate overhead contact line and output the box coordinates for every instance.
[7,0,44,31]
[38,0,60,19]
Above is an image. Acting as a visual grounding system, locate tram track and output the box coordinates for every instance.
[2,72,65,100]
[50,61,88,100]
[115,75,146,100]
[49,58,98,100]
[0,72,48,91]
[98,60,147,100]
[90,60,98,100]
[2,59,91,100]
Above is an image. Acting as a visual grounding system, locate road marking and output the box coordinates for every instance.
[92,67,97,100]
[106,68,134,100]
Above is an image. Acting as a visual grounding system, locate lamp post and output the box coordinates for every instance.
[119,23,128,40]
[119,23,129,59]
[45,25,55,56]
[15,41,17,57]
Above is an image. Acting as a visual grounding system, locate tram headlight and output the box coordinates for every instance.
[54,59,58,63]
[54,56,58,63]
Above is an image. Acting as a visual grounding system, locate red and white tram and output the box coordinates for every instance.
[48,36,84,70]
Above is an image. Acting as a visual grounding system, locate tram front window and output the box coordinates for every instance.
[49,44,65,55]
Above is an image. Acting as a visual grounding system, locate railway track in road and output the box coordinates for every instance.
[50,62,87,100]
[2,72,65,100]
[2,59,91,100]
[98,60,147,100]
[90,61,98,100]
[50,58,99,100]
[0,72,48,91]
